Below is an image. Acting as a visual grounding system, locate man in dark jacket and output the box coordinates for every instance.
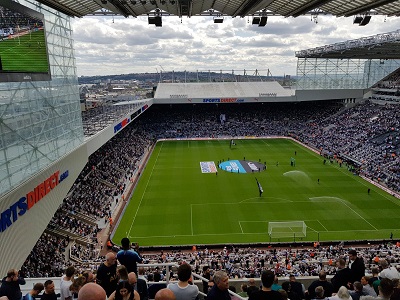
[128,272,148,300]
[0,269,26,300]
[307,271,334,299]
[348,250,365,283]
[331,258,352,292]
[207,270,230,300]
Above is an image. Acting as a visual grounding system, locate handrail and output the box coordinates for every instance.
[137,263,247,300]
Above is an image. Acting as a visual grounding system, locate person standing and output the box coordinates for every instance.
[0,269,26,300]
[207,271,230,300]
[117,238,143,276]
[60,266,75,300]
[23,283,44,300]
[42,280,58,300]
[97,252,119,297]
[348,250,365,283]
[249,270,283,300]
[331,258,351,292]
[167,263,198,300]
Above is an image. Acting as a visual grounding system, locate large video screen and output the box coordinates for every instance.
[0,0,51,82]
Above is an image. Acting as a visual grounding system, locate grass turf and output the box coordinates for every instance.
[0,30,49,73]
[113,138,400,246]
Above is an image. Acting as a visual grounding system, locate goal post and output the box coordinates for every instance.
[268,221,307,238]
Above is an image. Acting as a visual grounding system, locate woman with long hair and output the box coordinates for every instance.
[108,280,139,300]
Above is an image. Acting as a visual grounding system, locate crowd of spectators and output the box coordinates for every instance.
[22,99,400,280]
[370,69,400,102]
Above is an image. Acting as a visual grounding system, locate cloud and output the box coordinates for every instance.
[71,15,400,77]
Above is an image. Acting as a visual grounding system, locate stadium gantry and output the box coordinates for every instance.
[1,0,400,280]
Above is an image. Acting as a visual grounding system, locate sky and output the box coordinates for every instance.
[71,14,400,77]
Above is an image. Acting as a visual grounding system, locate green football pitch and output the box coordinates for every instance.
[0,30,49,73]
[113,138,400,246]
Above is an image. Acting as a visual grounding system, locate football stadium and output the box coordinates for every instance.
[1,0,400,299]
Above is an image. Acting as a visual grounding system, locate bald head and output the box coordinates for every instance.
[105,252,116,266]
[155,288,176,300]
[128,272,137,286]
[78,283,106,300]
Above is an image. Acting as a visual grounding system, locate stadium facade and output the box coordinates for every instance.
[1,1,400,275]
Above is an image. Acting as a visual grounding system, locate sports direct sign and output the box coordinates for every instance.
[0,169,68,233]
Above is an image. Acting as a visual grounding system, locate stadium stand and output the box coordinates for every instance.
[21,100,400,283]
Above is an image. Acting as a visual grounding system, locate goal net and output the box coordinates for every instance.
[268,221,307,238]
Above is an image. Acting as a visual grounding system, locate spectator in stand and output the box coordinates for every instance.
[247,278,259,296]
[238,284,248,298]
[327,286,351,300]
[332,258,352,292]
[60,266,75,300]
[167,263,198,300]
[96,252,118,297]
[272,276,282,291]
[379,259,400,280]
[349,282,365,300]
[348,250,365,284]
[0,269,26,300]
[108,280,140,300]
[312,286,326,300]
[69,276,87,294]
[307,271,334,299]
[117,265,129,282]
[377,278,394,300]
[42,279,58,300]
[202,265,212,297]
[207,270,231,300]
[360,276,376,297]
[282,281,301,300]
[128,272,148,300]
[155,288,176,300]
[148,272,167,299]
[117,238,143,276]
[23,283,44,300]
[289,274,305,298]
[249,270,283,300]
[391,278,400,300]
[78,283,106,300]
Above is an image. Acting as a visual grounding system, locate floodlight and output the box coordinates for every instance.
[258,16,267,27]
[252,17,260,24]
[155,16,162,27]
[359,16,371,26]
[353,16,363,24]
[148,16,156,24]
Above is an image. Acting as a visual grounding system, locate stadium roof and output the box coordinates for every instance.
[36,0,400,18]
[295,30,400,59]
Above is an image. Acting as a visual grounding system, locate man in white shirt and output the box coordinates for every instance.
[60,266,75,300]
[379,259,400,280]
